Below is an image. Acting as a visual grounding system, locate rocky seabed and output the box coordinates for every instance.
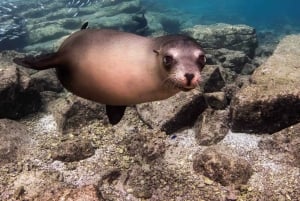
[0,0,299,200]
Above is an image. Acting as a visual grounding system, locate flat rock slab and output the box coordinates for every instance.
[183,23,257,57]
[259,122,300,167]
[230,35,300,134]
[136,91,207,134]
[0,119,31,165]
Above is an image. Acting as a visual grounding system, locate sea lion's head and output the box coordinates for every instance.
[154,35,206,91]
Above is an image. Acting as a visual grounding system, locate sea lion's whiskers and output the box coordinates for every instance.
[162,73,178,89]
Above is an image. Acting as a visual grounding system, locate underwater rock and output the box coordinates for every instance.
[23,38,64,53]
[137,91,207,134]
[201,65,226,93]
[29,69,63,93]
[230,35,300,134]
[46,94,106,134]
[125,165,155,199]
[204,92,228,110]
[98,166,159,200]
[222,75,251,104]
[12,170,66,201]
[124,130,166,162]
[183,23,257,58]
[89,13,145,33]
[0,119,30,165]
[0,65,42,119]
[159,17,181,34]
[28,23,70,44]
[51,138,95,162]
[222,83,240,104]
[0,2,27,51]
[241,63,257,75]
[110,0,141,14]
[259,123,300,167]
[7,0,144,52]
[101,0,136,7]
[193,146,253,187]
[214,48,249,73]
[194,108,229,146]
[39,185,100,201]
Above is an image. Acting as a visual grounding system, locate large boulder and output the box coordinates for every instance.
[259,123,300,167]
[183,23,258,58]
[136,91,207,134]
[0,65,42,119]
[51,138,96,162]
[193,146,253,187]
[230,35,300,134]
[194,108,229,146]
[45,94,106,134]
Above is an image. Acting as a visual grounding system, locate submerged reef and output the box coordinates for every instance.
[0,0,147,52]
[0,1,300,200]
[0,1,27,50]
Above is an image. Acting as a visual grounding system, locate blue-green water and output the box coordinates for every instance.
[143,0,300,30]
[1,0,300,51]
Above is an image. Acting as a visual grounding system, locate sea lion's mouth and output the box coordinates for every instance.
[181,87,193,92]
[164,78,197,92]
[173,83,196,91]
[178,86,196,92]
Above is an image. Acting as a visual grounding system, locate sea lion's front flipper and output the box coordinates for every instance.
[106,105,127,125]
[13,53,59,70]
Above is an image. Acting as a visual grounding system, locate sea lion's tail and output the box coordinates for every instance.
[13,53,59,70]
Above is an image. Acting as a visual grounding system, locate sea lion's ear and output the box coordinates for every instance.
[81,21,89,30]
[153,49,160,55]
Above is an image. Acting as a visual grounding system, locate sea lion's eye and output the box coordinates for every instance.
[197,54,206,69]
[163,55,173,70]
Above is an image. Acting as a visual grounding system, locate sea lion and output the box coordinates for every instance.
[13,23,206,124]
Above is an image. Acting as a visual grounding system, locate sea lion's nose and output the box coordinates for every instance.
[184,73,195,86]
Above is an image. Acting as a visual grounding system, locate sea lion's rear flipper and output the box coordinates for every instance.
[13,53,59,70]
[106,105,127,125]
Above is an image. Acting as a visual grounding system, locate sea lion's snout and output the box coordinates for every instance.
[180,70,201,90]
[185,73,195,86]
[184,73,198,87]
